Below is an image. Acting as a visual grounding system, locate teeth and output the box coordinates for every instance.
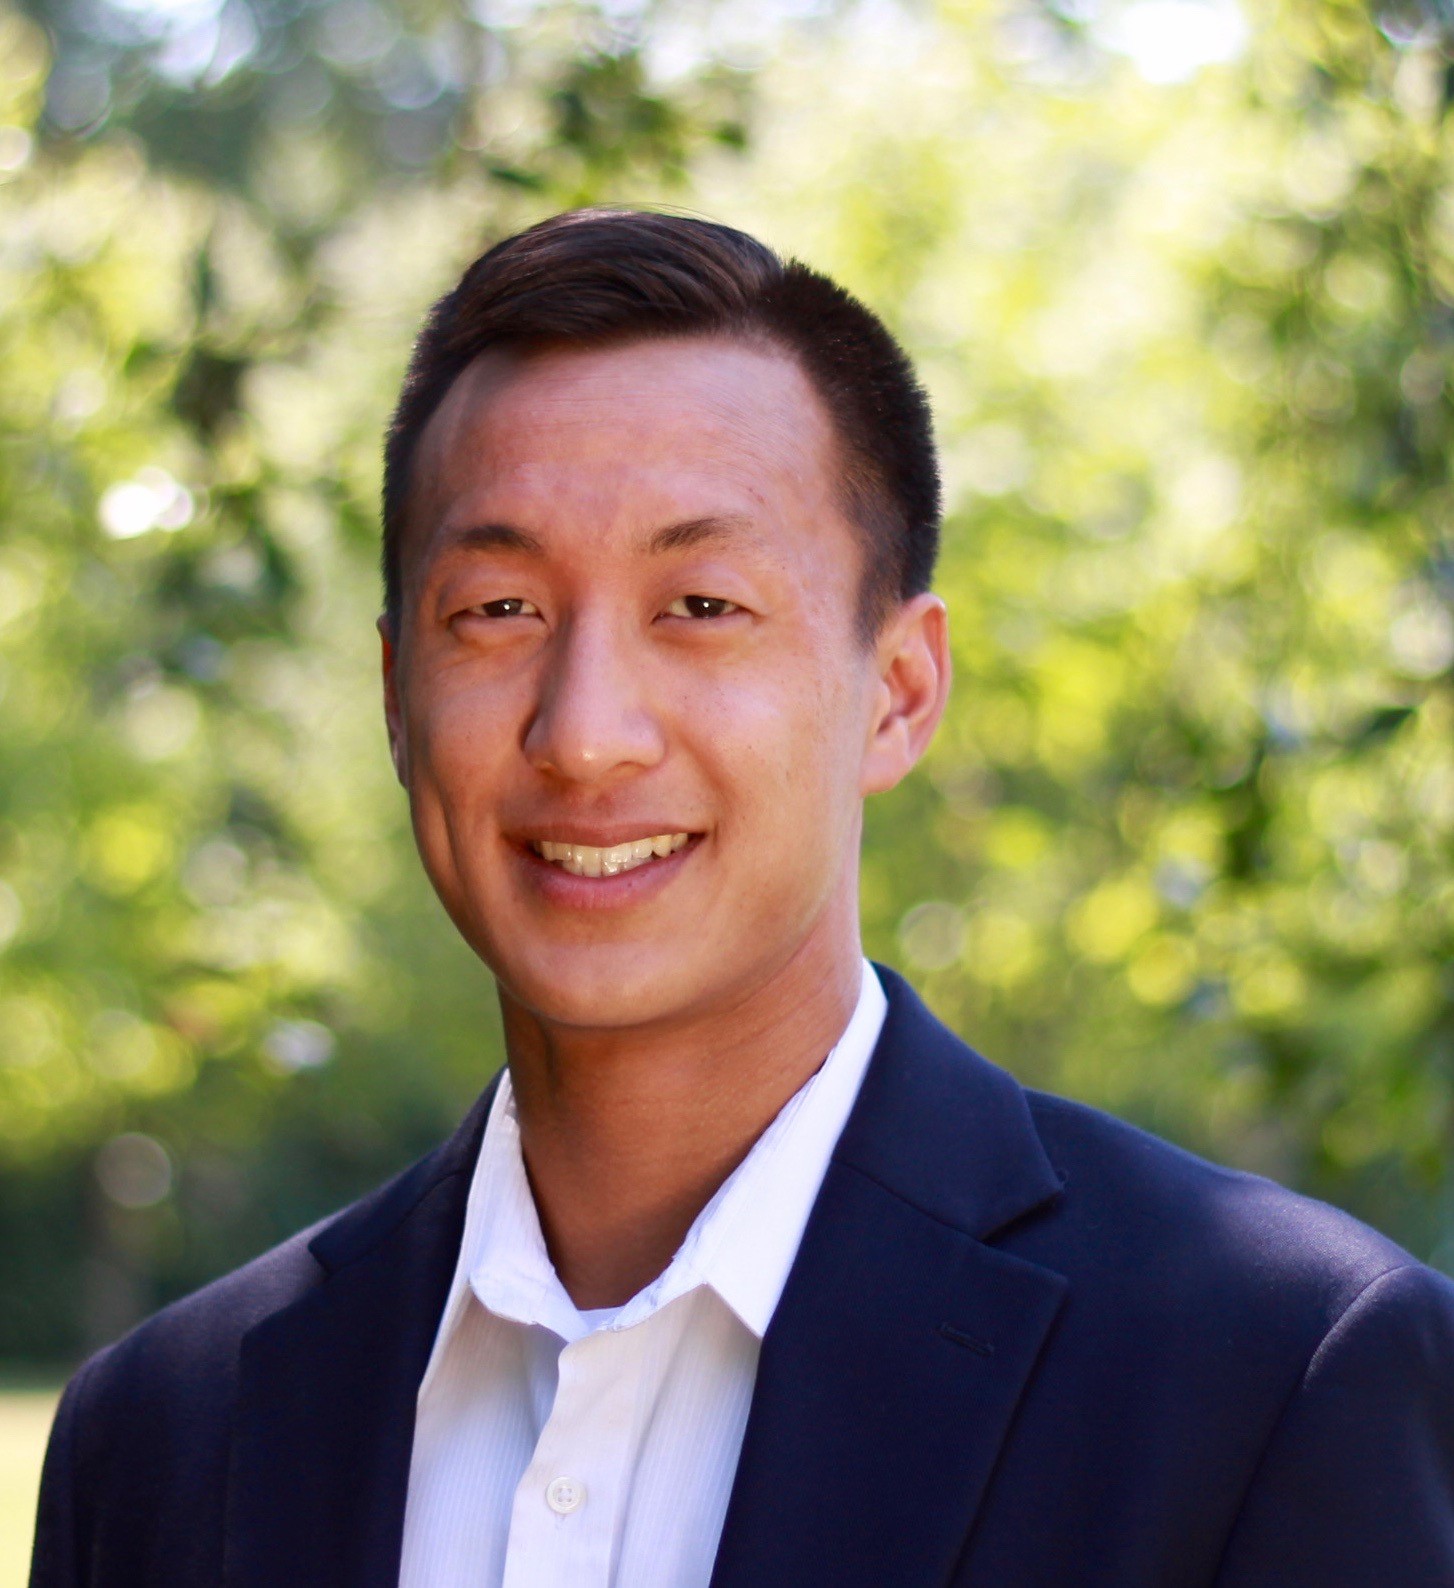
[533,834,693,877]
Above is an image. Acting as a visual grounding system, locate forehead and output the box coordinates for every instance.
[406,335,847,560]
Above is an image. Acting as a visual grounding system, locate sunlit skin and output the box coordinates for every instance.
[382,336,949,1306]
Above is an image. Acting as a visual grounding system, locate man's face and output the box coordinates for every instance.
[384,335,933,1032]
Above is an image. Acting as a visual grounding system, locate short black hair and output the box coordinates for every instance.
[382,208,940,640]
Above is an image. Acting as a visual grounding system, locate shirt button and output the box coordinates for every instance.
[546,1476,585,1515]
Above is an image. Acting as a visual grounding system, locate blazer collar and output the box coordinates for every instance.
[307,1076,499,1275]
[225,1076,500,1588]
[835,962,1063,1238]
[710,964,1068,1588]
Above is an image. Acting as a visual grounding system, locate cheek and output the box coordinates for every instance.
[404,668,518,821]
[701,651,863,843]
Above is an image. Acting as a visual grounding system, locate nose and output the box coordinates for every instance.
[523,611,667,784]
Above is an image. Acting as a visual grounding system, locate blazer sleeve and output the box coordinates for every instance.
[28,1359,96,1588]
[1212,1262,1454,1587]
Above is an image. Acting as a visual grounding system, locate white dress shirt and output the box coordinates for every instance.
[399,960,888,1588]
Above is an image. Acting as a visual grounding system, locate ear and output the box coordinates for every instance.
[378,614,408,787]
[860,592,951,797]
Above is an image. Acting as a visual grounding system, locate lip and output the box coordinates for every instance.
[511,831,703,910]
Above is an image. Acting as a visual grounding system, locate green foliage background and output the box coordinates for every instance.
[1,0,1452,1363]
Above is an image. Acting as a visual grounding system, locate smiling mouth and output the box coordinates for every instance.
[530,833,692,878]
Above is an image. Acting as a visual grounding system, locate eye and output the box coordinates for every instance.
[473,598,540,618]
[664,595,740,620]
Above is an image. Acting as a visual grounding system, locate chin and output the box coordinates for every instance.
[487,939,707,1032]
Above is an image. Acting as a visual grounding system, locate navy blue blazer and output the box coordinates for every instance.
[30,966,1454,1586]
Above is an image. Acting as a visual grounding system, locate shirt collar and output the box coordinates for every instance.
[660,960,887,1336]
[420,960,887,1389]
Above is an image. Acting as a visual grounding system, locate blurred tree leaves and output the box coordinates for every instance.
[4,0,1454,1360]
[25,0,750,211]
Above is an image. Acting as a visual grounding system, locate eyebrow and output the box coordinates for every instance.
[446,515,756,559]
[645,515,756,555]
[449,523,547,556]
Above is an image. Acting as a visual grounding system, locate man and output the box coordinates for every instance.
[31,209,1454,1587]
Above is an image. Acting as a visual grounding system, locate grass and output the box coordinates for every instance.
[0,1391,57,1588]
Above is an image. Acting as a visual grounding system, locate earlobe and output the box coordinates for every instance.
[860,593,951,797]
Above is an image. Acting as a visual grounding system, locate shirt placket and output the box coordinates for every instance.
[501,1323,643,1588]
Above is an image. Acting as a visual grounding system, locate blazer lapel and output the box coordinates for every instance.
[711,968,1069,1588]
[225,1078,499,1588]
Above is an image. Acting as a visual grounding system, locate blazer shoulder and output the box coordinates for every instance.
[1019,1086,1420,1326]
[68,1155,422,1417]
[59,1082,495,1441]
[32,1214,335,1563]
[64,1218,325,1435]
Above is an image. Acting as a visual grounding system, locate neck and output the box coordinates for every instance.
[499,903,864,1311]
